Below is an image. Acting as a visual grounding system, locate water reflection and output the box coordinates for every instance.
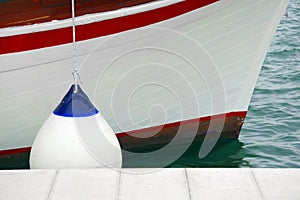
[123,139,248,168]
[0,152,30,170]
[0,139,248,169]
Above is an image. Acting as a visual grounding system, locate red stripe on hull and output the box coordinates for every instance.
[0,111,246,156]
[117,111,247,138]
[0,0,218,55]
[0,147,31,157]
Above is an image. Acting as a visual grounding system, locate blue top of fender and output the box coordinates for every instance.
[53,84,99,117]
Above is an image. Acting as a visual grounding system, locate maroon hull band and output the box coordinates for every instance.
[118,112,246,150]
[0,0,218,55]
[0,111,246,156]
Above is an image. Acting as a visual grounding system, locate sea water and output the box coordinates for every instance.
[238,0,300,168]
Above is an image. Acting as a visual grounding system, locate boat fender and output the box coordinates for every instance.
[30,84,122,169]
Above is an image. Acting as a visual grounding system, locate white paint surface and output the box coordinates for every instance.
[0,0,289,151]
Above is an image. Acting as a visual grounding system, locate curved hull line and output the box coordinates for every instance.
[0,0,218,55]
[0,110,246,156]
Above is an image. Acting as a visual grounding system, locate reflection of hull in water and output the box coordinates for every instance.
[0,139,246,169]
[169,139,247,168]
[122,139,247,168]
[0,0,288,164]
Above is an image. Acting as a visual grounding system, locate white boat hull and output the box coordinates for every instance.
[0,0,288,153]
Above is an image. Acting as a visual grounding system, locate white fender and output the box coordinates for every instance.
[30,85,122,169]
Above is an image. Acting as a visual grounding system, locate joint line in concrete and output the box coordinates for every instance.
[46,170,59,200]
[116,170,122,200]
[250,170,265,200]
[184,169,192,200]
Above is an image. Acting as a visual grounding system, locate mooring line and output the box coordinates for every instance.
[71,0,80,93]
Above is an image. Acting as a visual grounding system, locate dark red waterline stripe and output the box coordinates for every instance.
[0,147,31,156]
[117,111,247,138]
[0,0,218,55]
[0,110,246,156]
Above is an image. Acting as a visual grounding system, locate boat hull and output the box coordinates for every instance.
[0,0,288,164]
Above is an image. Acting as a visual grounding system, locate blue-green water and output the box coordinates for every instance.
[239,0,300,167]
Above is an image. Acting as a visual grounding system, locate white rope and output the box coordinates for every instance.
[71,0,79,93]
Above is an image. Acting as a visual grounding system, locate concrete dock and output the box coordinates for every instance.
[0,168,299,200]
